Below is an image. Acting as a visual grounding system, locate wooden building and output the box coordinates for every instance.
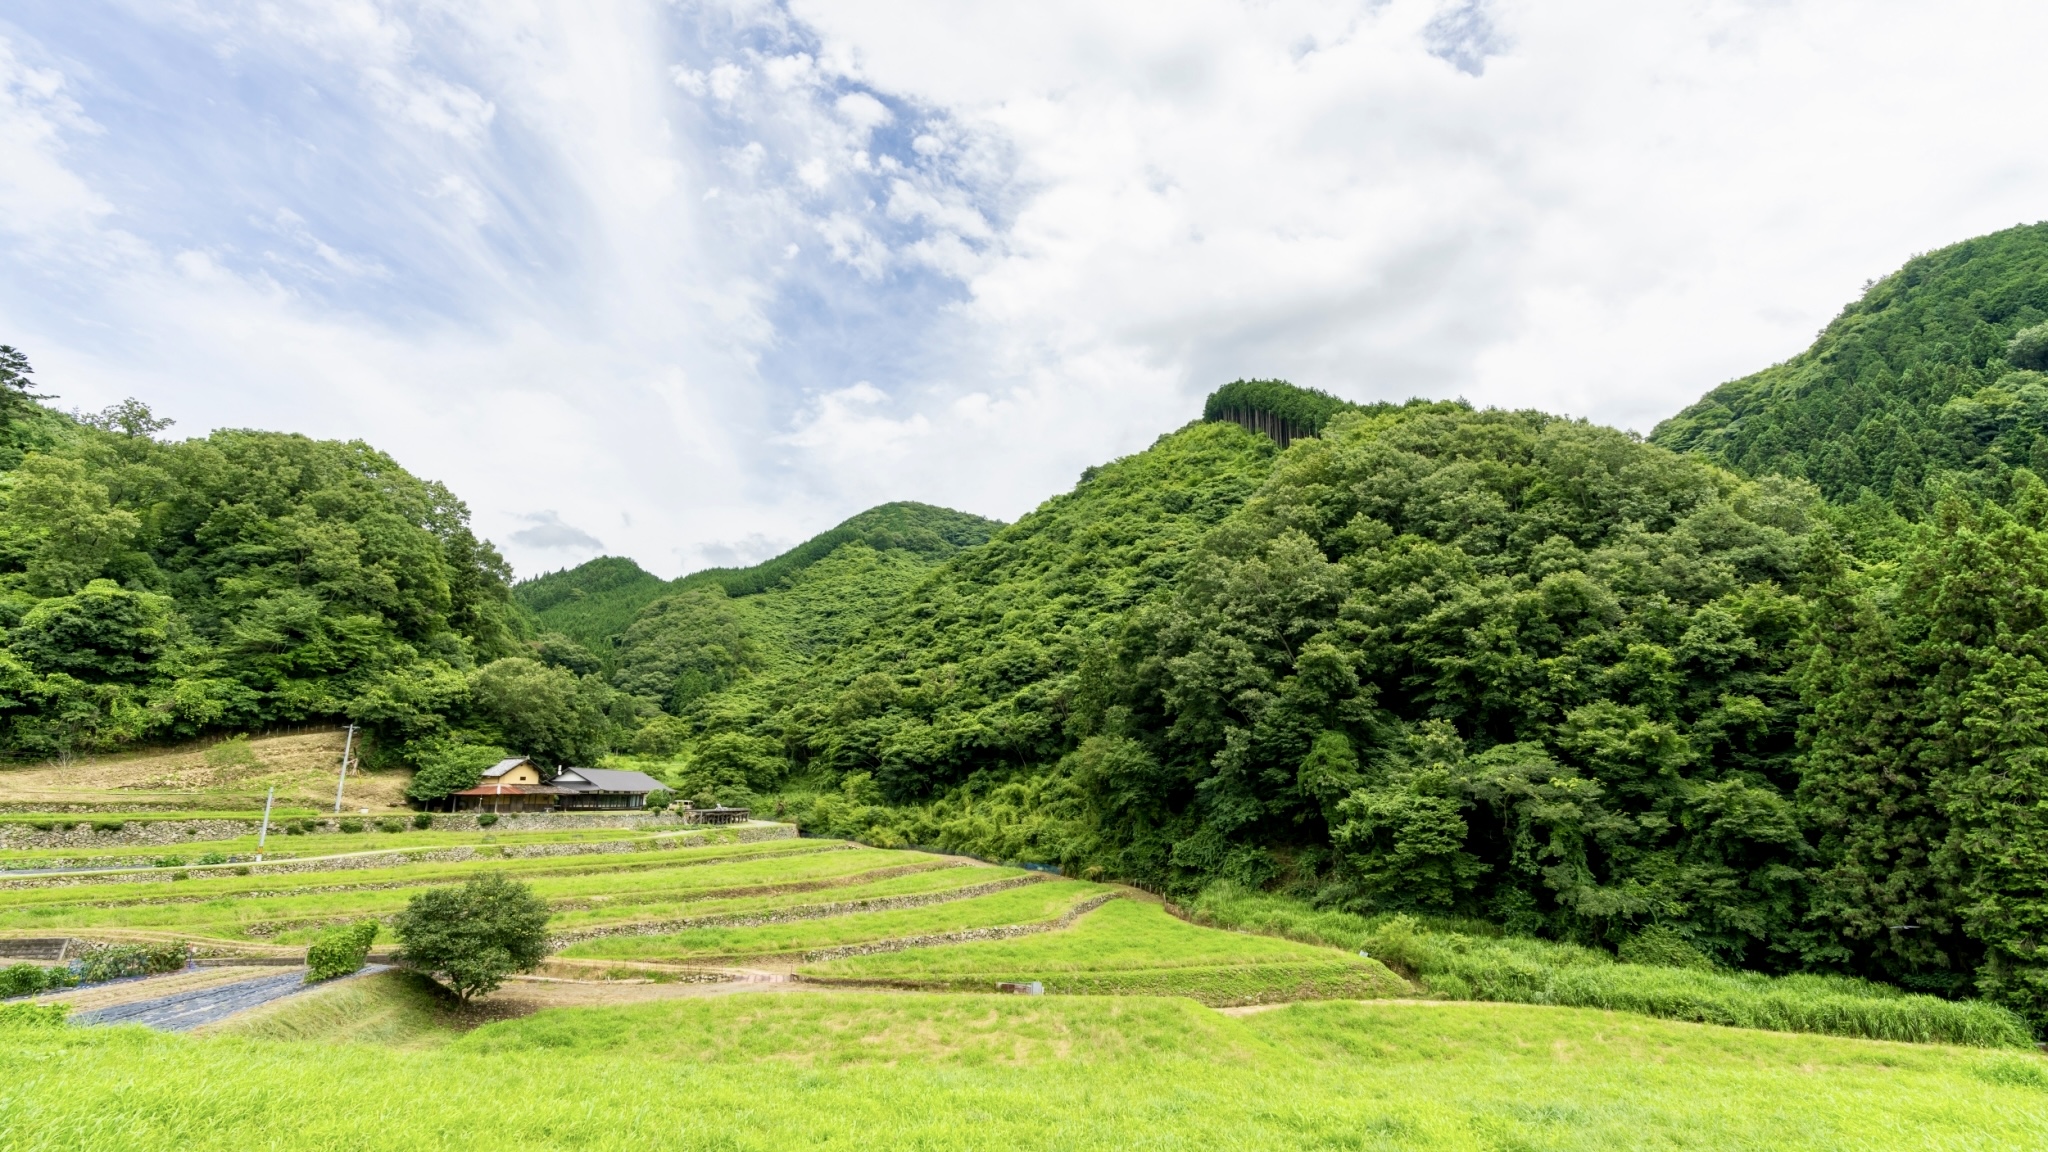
[446,758,667,813]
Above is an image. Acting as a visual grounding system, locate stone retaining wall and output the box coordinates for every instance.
[0,811,704,851]
[0,823,801,892]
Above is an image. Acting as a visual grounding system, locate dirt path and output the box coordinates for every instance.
[1216,998,1459,1016]
[72,966,385,1032]
[480,970,813,1013]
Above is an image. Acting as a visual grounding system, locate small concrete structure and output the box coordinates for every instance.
[683,804,752,825]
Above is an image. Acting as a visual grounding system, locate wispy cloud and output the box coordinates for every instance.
[2,1,2046,577]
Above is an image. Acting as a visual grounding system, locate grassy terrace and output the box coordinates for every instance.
[0,826,704,868]
[800,897,1410,1004]
[0,839,975,944]
[558,878,1104,962]
[8,986,2046,1150]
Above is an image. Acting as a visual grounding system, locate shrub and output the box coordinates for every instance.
[476,813,498,828]
[153,855,185,868]
[412,813,433,830]
[0,962,68,997]
[1621,926,1717,971]
[393,874,550,1001]
[401,737,508,805]
[27,819,53,832]
[234,866,250,876]
[284,820,307,835]
[375,818,406,833]
[76,942,187,984]
[305,919,380,982]
[0,1003,68,1027]
[204,735,258,767]
[91,821,123,833]
[337,819,364,834]
[646,789,674,812]
[196,851,229,866]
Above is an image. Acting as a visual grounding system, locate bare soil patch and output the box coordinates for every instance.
[0,731,411,812]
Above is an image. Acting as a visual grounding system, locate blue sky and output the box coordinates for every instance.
[3,1,2047,576]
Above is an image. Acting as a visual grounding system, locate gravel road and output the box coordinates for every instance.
[73,965,389,1032]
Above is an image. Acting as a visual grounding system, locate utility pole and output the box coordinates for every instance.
[256,785,274,861]
[334,724,358,815]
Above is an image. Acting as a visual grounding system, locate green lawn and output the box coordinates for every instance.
[8,990,2046,1150]
[801,897,1410,1004]
[559,879,1106,961]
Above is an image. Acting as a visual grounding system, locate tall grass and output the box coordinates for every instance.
[1191,883,2035,1049]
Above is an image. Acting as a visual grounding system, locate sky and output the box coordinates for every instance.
[2,1,2046,579]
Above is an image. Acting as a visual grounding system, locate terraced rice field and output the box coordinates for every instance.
[0,836,1018,946]
[0,818,1406,1010]
[4,815,2045,1150]
[557,877,1107,963]
[799,897,1409,1004]
[0,825,699,870]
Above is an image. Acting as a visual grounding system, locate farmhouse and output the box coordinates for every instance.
[445,759,666,813]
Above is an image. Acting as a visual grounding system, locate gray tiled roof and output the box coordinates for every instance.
[552,766,666,794]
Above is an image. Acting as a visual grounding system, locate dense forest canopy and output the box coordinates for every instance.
[6,222,2048,1032]
[0,377,526,760]
[513,502,1000,665]
[1653,222,2048,506]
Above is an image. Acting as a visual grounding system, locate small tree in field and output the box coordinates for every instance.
[393,874,550,1001]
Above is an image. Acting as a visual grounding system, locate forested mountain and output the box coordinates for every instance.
[0,360,526,761]
[513,502,1001,663]
[1653,222,2048,506]
[620,233,2048,1032]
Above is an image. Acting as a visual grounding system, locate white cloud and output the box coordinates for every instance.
[510,510,605,553]
[5,0,2048,583]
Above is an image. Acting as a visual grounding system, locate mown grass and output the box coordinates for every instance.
[543,862,1023,936]
[4,991,2045,1150]
[800,897,1410,1004]
[1191,882,2036,1048]
[560,879,1105,961]
[0,840,894,942]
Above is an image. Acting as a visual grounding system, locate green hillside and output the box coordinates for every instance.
[653,339,2048,1033]
[0,370,524,761]
[1653,222,2048,504]
[513,501,1001,661]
